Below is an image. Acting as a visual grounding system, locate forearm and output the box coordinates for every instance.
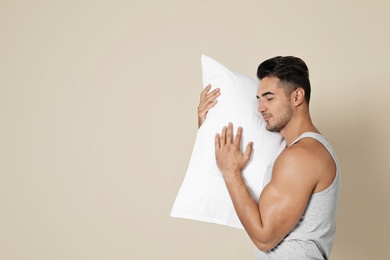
[224,173,274,251]
[215,123,283,251]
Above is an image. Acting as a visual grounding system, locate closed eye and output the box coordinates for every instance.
[258,91,275,101]
[257,92,275,103]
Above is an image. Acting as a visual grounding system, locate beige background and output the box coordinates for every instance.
[1,0,389,259]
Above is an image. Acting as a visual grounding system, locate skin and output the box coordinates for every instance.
[198,84,220,128]
[200,77,336,251]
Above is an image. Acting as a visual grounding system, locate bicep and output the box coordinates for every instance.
[258,183,309,244]
[257,157,315,248]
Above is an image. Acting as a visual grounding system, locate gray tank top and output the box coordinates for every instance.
[256,132,340,260]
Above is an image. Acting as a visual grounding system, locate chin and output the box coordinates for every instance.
[266,125,279,132]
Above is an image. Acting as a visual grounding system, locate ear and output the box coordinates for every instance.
[293,88,305,106]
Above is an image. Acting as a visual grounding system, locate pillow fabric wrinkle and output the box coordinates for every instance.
[170,55,286,229]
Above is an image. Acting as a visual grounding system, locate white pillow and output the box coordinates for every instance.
[170,55,286,229]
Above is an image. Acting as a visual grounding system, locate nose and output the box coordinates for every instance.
[258,100,266,113]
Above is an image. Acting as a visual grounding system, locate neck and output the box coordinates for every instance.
[279,110,319,146]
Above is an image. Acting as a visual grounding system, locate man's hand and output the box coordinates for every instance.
[215,123,253,182]
[198,84,220,128]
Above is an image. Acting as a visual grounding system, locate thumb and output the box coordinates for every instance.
[243,142,253,162]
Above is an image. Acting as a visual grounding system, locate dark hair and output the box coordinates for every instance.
[257,56,311,104]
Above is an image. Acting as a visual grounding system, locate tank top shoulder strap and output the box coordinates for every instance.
[289,132,339,170]
[289,132,324,146]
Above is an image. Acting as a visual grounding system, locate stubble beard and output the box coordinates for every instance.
[266,104,293,132]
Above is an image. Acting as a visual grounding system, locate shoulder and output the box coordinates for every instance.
[279,136,334,166]
[272,140,319,190]
[279,137,325,162]
[272,137,335,193]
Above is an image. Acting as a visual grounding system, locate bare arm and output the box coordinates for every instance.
[215,123,317,251]
[198,84,220,128]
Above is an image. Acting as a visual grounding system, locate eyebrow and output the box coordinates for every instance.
[256,91,275,99]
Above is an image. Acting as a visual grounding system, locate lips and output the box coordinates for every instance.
[262,113,272,122]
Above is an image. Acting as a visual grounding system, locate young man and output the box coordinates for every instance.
[198,56,340,259]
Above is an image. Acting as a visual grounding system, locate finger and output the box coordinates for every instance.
[199,88,220,111]
[226,122,233,144]
[198,100,217,123]
[199,93,218,110]
[200,84,212,100]
[220,126,227,147]
[204,99,218,111]
[234,126,243,146]
[215,133,220,150]
[202,88,220,104]
[244,142,253,163]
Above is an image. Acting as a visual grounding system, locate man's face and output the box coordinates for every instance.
[256,76,293,132]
